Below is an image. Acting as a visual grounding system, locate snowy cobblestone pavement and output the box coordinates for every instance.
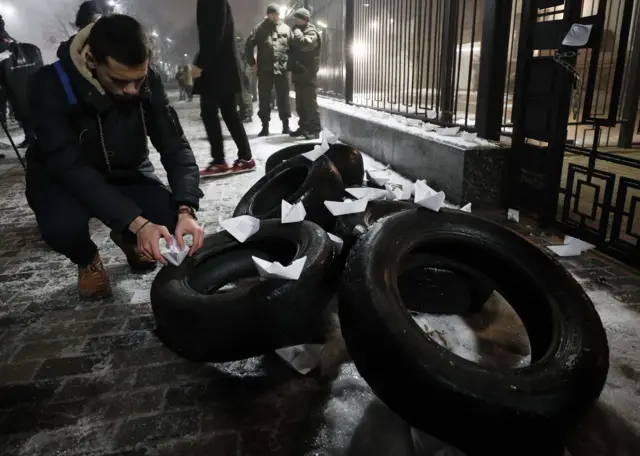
[0,97,639,455]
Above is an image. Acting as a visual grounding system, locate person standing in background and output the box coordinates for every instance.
[195,0,255,177]
[74,1,102,30]
[288,8,322,140]
[235,34,253,123]
[245,4,292,137]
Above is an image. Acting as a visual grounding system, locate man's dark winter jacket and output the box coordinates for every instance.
[245,19,292,76]
[25,25,203,233]
[289,23,321,75]
[194,0,241,99]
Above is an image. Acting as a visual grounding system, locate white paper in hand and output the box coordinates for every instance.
[161,236,190,267]
[413,180,445,212]
[301,139,330,161]
[275,344,324,375]
[321,128,338,145]
[547,235,595,257]
[324,198,369,216]
[385,182,412,201]
[281,200,306,223]
[220,215,260,243]
[252,256,307,280]
[461,203,472,213]
[328,233,344,254]
[346,187,388,201]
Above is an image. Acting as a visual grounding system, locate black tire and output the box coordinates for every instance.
[339,209,609,454]
[265,143,365,187]
[335,200,494,314]
[151,220,336,362]
[234,155,344,230]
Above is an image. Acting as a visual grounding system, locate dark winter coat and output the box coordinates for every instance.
[194,0,242,99]
[25,27,203,233]
[0,42,44,121]
[289,23,321,75]
[245,19,292,76]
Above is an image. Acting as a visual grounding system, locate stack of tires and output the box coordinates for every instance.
[150,142,609,455]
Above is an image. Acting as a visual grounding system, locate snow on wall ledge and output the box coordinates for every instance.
[291,92,499,151]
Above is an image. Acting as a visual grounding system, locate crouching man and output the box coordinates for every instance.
[25,15,205,300]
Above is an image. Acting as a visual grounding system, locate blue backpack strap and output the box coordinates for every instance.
[53,60,77,105]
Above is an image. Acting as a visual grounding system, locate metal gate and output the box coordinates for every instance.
[510,0,640,267]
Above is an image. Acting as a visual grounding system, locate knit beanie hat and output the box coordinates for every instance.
[294,8,311,21]
[75,1,101,29]
[266,3,280,14]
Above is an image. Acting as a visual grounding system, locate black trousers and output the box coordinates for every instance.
[257,73,291,122]
[200,92,252,165]
[26,173,178,266]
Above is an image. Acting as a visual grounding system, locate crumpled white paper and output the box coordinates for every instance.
[385,182,413,201]
[414,180,446,212]
[435,126,460,137]
[0,50,11,63]
[161,236,190,267]
[275,344,324,375]
[507,208,520,223]
[302,139,330,161]
[461,131,478,142]
[460,203,472,213]
[321,127,338,145]
[281,200,306,223]
[346,187,388,201]
[252,256,307,280]
[366,169,392,187]
[546,235,595,257]
[328,233,344,254]
[562,23,593,47]
[220,215,260,243]
[324,198,369,216]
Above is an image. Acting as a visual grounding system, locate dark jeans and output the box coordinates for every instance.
[293,72,321,134]
[26,173,178,266]
[257,73,291,122]
[201,92,252,165]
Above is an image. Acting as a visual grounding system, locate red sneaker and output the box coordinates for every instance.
[200,163,230,177]
[231,159,256,173]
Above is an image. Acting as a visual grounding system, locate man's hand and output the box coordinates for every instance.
[251,64,258,72]
[293,28,303,37]
[191,65,202,79]
[130,217,172,265]
[175,212,205,256]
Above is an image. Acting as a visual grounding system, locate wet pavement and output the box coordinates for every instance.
[0,100,639,455]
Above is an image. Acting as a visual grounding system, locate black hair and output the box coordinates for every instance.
[86,14,150,66]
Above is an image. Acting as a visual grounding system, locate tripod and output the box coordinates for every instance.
[0,120,26,169]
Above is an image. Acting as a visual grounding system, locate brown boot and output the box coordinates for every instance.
[110,231,157,272]
[78,252,112,300]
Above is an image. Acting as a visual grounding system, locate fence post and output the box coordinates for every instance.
[439,0,459,124]
[344,0,355,104]
[475,0,513,140]
[618,2,640,148]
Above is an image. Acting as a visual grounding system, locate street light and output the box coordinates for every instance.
[279,5,289,17]
[0,2,17,21]
[166,37,172,43]
[317,20,328,28]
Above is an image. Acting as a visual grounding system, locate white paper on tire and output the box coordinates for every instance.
[328,233,344,254]
[460,203,472,213]
[220,215,260,243]
[302,139,330,161]
[507,208,520,223]
[324,198,369,216]
[275,344,324,375]
[252,256,307,280]
[414,180,445,212]
[546,235,595,257]
[160,236,190,266]
[321,128,338,145]
[346,187,388,201]
[385,182,412,201]
[366,169,391,187]
[281,200,306,223]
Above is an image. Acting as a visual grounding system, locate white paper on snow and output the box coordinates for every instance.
[507,208,520,223]
[385,182,412,201]
[220,215,260,243]
[281,200,306,223]
[435,126,460,137]
[413,180,445,212]
[275,344,324,375]
[301,139,330,161]
[161,236,190,266]
[346,187,388,201]
[546,235,595,257]
[321,127,339,145]
[252,256,307,280]
[460,203,472,213]
[461,132,478,142]
[328,233,344,254]
[562,24,593,47]
[324,198,369,216]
